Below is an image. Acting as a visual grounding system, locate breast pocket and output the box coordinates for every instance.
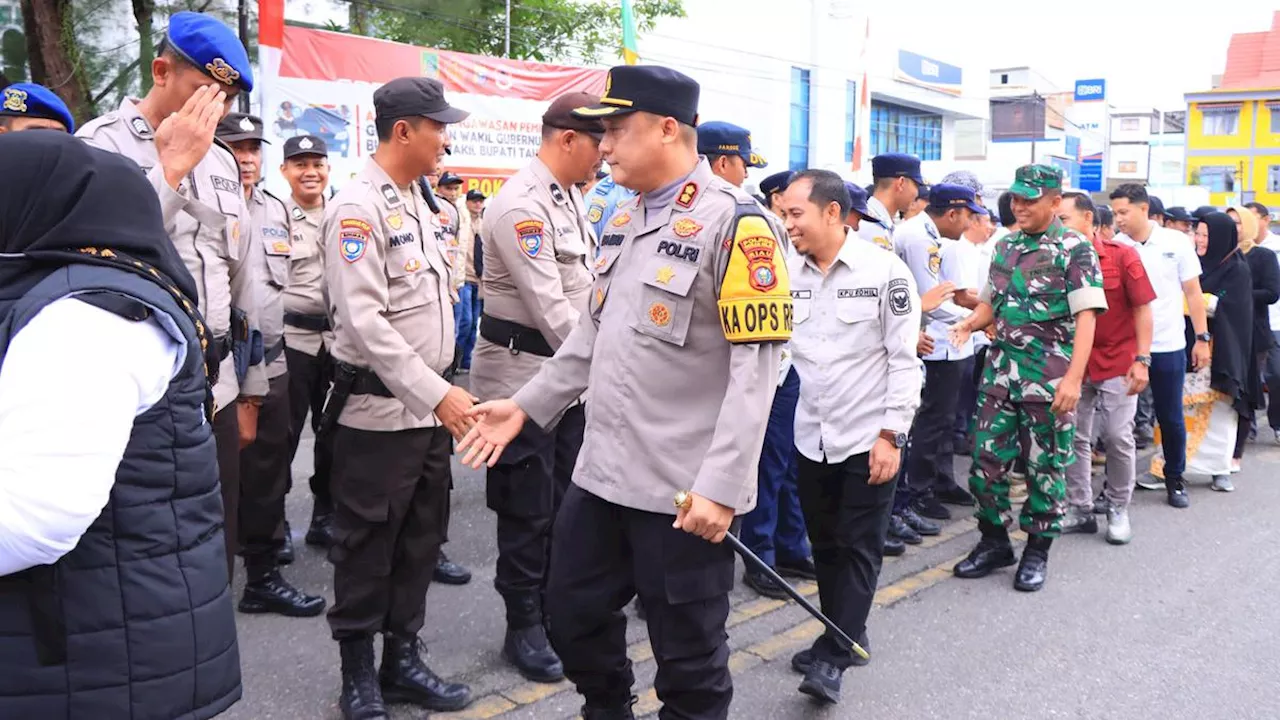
[264,233,291,288]
[791,290,813,324]
[836,298,880,352]
[385,246,435,313]
[213,191,242,261]
[289,239,322,287]
[632,253,699,346]
[1025,288,1068,322]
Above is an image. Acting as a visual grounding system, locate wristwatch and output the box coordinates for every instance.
[1135,354,1152,367]
[1196,332,1212,343]
[879,430,908,449]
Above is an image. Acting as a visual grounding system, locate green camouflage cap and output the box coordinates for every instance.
[1009,164,1064,200]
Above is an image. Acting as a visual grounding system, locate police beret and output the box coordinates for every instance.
[572,65,699,127]
[215,112,267,143]
[871,153,924,184]
[0,83,74,132]
[283,134,328,159]
[697,121,767,168]
[165,12,254,92]
[374,77,469,124]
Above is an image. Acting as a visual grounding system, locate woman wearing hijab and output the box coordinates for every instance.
[1227,206,1280,463]
[0,133,242,717]
[1184,212,1254,492]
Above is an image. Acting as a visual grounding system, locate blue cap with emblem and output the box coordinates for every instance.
[164,11,254,92]
[871,153,924,185]
[0,82,74,132]
[843,181,873,219]
[697,121,767,168]
[929,183,985,215]
[758,170,793,199]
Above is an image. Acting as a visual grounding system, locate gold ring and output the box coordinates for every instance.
[674,491,693,511]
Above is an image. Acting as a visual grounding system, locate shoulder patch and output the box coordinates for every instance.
[515,219,545,258]
[380,183,402,207]
[587,205,603,224]
[339,218,372,263]
[888,285,913,316]
[676,181,699,209]
[718,214,792,344]
[129,116,152,138]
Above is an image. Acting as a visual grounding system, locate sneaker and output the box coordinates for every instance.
[1091,490,1110,515]
[1210,475,1235,492]
[1060,507,1098,535]
[1105,506,1132,545]
[1166,477,1190,508]
[1136,475,1164,491]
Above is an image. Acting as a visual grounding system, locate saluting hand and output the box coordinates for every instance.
[456,399,528,468]
[155,85,227,190]
[673,493,734,544]
[435,385,479,441]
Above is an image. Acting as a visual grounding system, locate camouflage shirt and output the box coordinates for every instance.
[978,218,1107,402]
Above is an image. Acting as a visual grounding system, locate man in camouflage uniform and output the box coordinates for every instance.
[947,165,1107,592]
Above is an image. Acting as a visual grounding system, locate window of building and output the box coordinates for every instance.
[790,67,811,171]
[870,101,942,161]
[1270,107,1280,133]
[1268,165,1280,193]
[845,80,856,163]
[1196,165,1236,193]
[1000,73,1008,84]
[1201,107,1239,136]
[1120,117,1140,132]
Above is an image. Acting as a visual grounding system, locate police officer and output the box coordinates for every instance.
[322,76,474,719]
[216,112,327,616]
[758,170,793,216]
[460,65,792,720]
[859,153,925,252]
[0,82,74,133]
[472,91,603,683]
[585,169,638,243]
[696,120,768,189]
[278,133,337,547]
[77,11,268,580]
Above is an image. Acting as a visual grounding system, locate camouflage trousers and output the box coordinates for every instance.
[968,392,1075,537]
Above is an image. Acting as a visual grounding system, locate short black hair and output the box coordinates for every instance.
[1109,183,1149,206]
[873,176,898,192]
[1063,191,1096,219]
[1247,201,1270,218]
[1095,205,1114,228]
[997,191,1016,227]
[375,114,429,142]
[791,169,851,217]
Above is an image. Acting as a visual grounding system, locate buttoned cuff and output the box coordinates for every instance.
[399,363,451,421]
[691,470,751,513]
[1068,286,1108,316]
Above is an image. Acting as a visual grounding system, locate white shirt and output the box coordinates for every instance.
[1117,220,1201,353]
[1262,233,1280,331]
[856,196,896,253]
[990,226,1014,245]
[946,235,995,349]
[790,231,924,463]
[0,298,182,576]
[895,213,974,361]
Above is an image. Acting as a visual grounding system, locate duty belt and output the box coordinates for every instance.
[336,360,395,398]
[284,312,330,333]
[264,337,286,364]
[316,360,393,443]
[479,313,555,357]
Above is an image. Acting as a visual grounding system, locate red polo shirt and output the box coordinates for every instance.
[1089,237,1157,381]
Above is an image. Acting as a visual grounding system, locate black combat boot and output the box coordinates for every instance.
[238,568,326,617]
[378,634,473,711]
[306,502,333,548]
[502,593,564,682]
[1014,535,1052,592]
[953,520,1016,578]
[338,637,388,720]
[581,695,638,720]
[276,522,295,565]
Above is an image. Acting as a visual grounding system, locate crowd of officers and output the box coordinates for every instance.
[0,10,1160,720]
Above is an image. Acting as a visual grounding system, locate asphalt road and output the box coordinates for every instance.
[222,419,1280,720]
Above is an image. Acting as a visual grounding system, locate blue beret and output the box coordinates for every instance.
[166,11,254,92]
[871,153,924,184]
[698,121,767,168]
[1,83,74,132]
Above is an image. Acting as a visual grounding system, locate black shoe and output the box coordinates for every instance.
[883,537,906,557]
[433,551,472,585]
[581,696,638,720]
[935,485,976,507]
[777,556,818,581]
[1166,477,1190,509]
[1060,508,1098,535]
[1014,549,1048,592]
[277,522,295,566]
[378,635,473,711]
[743,569,790,600]
[912,495,952,520]
[1092,490,1110,515]
[953,537,1016,579]
[503,625,564,683]
[901,507,942,536]
[888,514,923,545]
[239,571,327,617]
[791,632,870,673]
[305,509,333,548]
[798,657,843,704]
[338,637,389,720]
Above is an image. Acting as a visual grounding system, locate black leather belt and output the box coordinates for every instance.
[284,312,330,332]
[264,337,286,364]
[480,314,554,357]
[334,360,395,398]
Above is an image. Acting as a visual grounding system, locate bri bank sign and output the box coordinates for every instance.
[1074,79,1107,102]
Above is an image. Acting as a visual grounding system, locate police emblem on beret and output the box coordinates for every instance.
[2,88,27,113]
[238,116,254,132]
[206,58,241,86]
[299,137,314,150]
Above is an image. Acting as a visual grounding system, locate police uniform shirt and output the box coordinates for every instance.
[247,187,292,379]
[324,159,455,431]
[471,157,594,402]
[436,197,464,289]
[282,197,331,357]
[585,175,638,250]
[856,195,895,252]
[789,229,923,463]
[77,97,269,410]
[511,160,792,515]
[893,212,975,361]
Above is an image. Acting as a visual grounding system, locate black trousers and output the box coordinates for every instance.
[547,484,735,719]
[213,405,241,582]
[797,452,895,670]
[907,359,965,497]
[285,346,333,511]
[326,425,452,640]
[239,373,292,578]
[953,349,984,442]
[487,404,585,625]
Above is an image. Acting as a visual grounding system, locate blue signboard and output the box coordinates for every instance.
[895,50,963,96]
[1074,79,1106,102]
[1078,155,1104,192]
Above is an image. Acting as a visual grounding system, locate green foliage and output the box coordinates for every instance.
[2,27,26,82]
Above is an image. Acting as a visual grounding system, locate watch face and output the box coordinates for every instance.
[894,433,907,448]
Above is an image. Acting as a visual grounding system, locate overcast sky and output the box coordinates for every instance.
[867,1,1277,110]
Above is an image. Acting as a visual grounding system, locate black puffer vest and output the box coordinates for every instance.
[0,262,241,719]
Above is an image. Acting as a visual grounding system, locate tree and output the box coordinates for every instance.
[20,0,93,122]
[132,0,155,93]
[361,0,683,64]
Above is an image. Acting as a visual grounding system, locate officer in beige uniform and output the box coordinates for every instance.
[460,65,792,720]
[76,12,267,580]
[320,76,474,720]
[217,112,328,618]
[279,134,337,548]
[472,91,603,683]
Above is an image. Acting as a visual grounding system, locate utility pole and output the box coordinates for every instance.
[237,0,249,112]
[504,0,511,57]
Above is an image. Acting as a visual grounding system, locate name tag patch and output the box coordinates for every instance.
[600,233,625,247]
[389,233,416,248]
[791,289,812,299]
[657,239,700,263]
[211,176,240,194]
[838,288,878,298]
